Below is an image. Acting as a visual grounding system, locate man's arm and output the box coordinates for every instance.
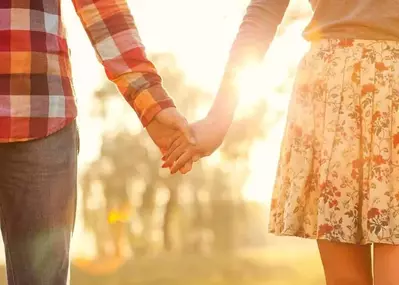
[208,0,291,126]
[72,0,175,126]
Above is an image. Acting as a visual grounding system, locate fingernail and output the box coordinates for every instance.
[162,163,168,168]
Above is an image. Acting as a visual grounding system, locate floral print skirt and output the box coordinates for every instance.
[269,39,399,245]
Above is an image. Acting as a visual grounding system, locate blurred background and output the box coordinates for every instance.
[1,0,326,284]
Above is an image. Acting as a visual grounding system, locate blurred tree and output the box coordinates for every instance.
[80,53,213,258]
[79,52,276,261]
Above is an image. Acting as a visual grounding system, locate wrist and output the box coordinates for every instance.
[206,111,232,133]
[207,93,236,130]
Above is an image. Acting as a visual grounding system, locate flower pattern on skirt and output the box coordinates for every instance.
[269,39,399,245]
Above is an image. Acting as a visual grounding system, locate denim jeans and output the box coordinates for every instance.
[0,122,78,285]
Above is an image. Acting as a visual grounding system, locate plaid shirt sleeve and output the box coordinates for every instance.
[72,0,175,126]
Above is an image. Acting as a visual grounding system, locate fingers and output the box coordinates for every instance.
[154,107,196,144]
[164,135,186,161]
[163,148,201,175]
[179,161,193,174]
[174,119,196,145]
[160,155,193,175]
[192,154,201,162]
[170,150,197,174]
[162,137,190,169]
[162,137,202,174]
[167,131,182,150]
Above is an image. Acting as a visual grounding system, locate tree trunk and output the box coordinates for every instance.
[139,184,157,255]
[163,188,179,251]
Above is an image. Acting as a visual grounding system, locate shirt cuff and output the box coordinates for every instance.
[133,84,176,127]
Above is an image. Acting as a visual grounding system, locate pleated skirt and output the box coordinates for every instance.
[269,39,399,244]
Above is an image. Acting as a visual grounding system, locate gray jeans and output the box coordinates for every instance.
[0,122,78,285]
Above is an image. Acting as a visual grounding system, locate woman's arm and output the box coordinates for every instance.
[208,0,291,127]
[164,0,292,173]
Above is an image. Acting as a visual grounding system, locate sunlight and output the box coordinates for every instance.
[60,0,315,260]
[235,63,266,109]
[237,20,311,204]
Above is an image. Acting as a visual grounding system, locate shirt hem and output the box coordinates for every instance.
[0,117,77,143]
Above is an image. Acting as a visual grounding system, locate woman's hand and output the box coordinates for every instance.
[162,115,231,174]
[146,108,195,174]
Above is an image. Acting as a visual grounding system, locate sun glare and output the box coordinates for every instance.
[235,63,267,109]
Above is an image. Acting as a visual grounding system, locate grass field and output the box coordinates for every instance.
[69,244,325,285]
[0,235,325,285]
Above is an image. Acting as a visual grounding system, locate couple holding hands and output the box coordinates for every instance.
[3,0,399,284]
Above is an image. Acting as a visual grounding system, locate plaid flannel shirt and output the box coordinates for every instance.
[0,0,175,142]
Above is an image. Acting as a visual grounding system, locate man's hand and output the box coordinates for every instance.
[146,107,195,174]
[162,115,230,174]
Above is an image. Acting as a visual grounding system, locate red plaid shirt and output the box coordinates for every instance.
[0,0,175,142]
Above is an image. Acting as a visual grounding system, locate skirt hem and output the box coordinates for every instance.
[269,229,399,245]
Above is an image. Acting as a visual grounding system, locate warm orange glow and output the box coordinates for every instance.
[235,63,266,109]
[61,0,314,258]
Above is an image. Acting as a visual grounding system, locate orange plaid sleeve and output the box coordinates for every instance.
[72,0,175,126]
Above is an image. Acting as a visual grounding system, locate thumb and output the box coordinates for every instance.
[174,119,196,145]
[192,154,201,162]
[155,108,196,144]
